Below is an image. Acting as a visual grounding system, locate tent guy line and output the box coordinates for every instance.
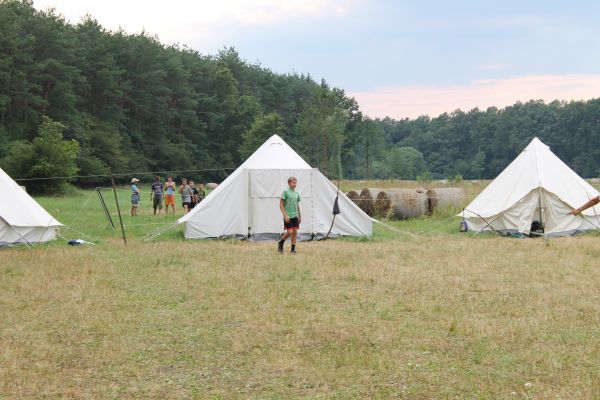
[12,167,238,181]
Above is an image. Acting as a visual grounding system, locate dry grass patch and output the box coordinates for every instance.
[1,236,600,398]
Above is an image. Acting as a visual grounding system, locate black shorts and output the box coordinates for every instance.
[182,202,191,208]
[284,217,300,230]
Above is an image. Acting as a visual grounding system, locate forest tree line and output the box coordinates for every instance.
[1,0,600,193]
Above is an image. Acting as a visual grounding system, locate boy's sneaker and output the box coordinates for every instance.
[277,240,284,253]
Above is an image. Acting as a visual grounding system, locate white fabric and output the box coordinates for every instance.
[179,135,372,239]
[463,138,600,236]
[0,167,61,245]
[0,221,59,245]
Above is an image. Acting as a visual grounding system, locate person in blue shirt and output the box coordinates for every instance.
[130,178,140,216]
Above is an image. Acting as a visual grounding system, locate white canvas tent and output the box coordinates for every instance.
[0,167,62,246]
[178,135,372,240]
[462,137,600,236]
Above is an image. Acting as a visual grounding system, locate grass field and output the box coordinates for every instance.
[1,183,600,398]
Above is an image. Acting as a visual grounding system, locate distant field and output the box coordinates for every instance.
[1,182,600,398]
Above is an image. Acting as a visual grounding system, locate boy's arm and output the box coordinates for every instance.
[280,199,289,222]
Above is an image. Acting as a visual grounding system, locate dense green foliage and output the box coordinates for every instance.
[2,116,79,193]
[378,101,600,180]
[1,0,600,192]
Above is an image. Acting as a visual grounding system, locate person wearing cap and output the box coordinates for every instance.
[131,178,140,216]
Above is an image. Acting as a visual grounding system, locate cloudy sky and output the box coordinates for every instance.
[33,0,600,119]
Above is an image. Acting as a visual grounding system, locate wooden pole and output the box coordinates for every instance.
[111,176,127,245]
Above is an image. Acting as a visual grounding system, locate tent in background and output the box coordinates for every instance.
[178,135,372,240]
[462,137,600,236]
[0,167,62,246]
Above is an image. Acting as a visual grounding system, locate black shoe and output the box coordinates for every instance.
[290,249,297,255]
[278,240,284,253]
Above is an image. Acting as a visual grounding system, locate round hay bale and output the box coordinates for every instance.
[426,187,467,213]
[374,191,391,216]
[379,189,428,219]
[358,188,382,216]
[206,182,218,190]
[346,190,360,207]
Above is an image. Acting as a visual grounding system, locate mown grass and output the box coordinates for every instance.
[2,183,600,398]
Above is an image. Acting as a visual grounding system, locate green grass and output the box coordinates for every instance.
[36,186,185,243]
[2,184,600,398]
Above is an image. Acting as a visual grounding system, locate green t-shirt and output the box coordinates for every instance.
[281,188,300,218]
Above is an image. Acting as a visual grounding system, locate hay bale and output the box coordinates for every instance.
[374,191,391,216]
[346,190,360,207]
[426,188,467,212]
[358,188,382,216]
[377,189,428,219]
[206,182,218,189]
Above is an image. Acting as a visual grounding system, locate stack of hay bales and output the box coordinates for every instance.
[346,186,467,219]
[374,189,429,219]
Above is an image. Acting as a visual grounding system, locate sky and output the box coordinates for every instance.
[33,0,600,119]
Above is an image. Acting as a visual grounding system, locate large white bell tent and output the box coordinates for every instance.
[462,137,600,237]
[177,135,372,240]
[0,167,62,246]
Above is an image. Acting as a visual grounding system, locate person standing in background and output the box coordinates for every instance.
[150,176,164,215]
[189,179,199,210]
[164,176,176,214]
[180,178,192,214]
[130,178,140,216]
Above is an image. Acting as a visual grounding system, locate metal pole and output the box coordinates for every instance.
[96,187,115,230]
[111,176,127,245]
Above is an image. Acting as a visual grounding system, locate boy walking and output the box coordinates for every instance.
[278,177,301,254]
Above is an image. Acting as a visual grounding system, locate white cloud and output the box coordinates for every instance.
[33,0,355,47]
[350,74,600,120]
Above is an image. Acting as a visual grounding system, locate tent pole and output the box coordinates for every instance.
[538,187,545,237]
[96,187,115,230]
[111,176,127,245]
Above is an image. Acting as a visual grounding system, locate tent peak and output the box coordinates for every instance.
[526,137,549,150]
